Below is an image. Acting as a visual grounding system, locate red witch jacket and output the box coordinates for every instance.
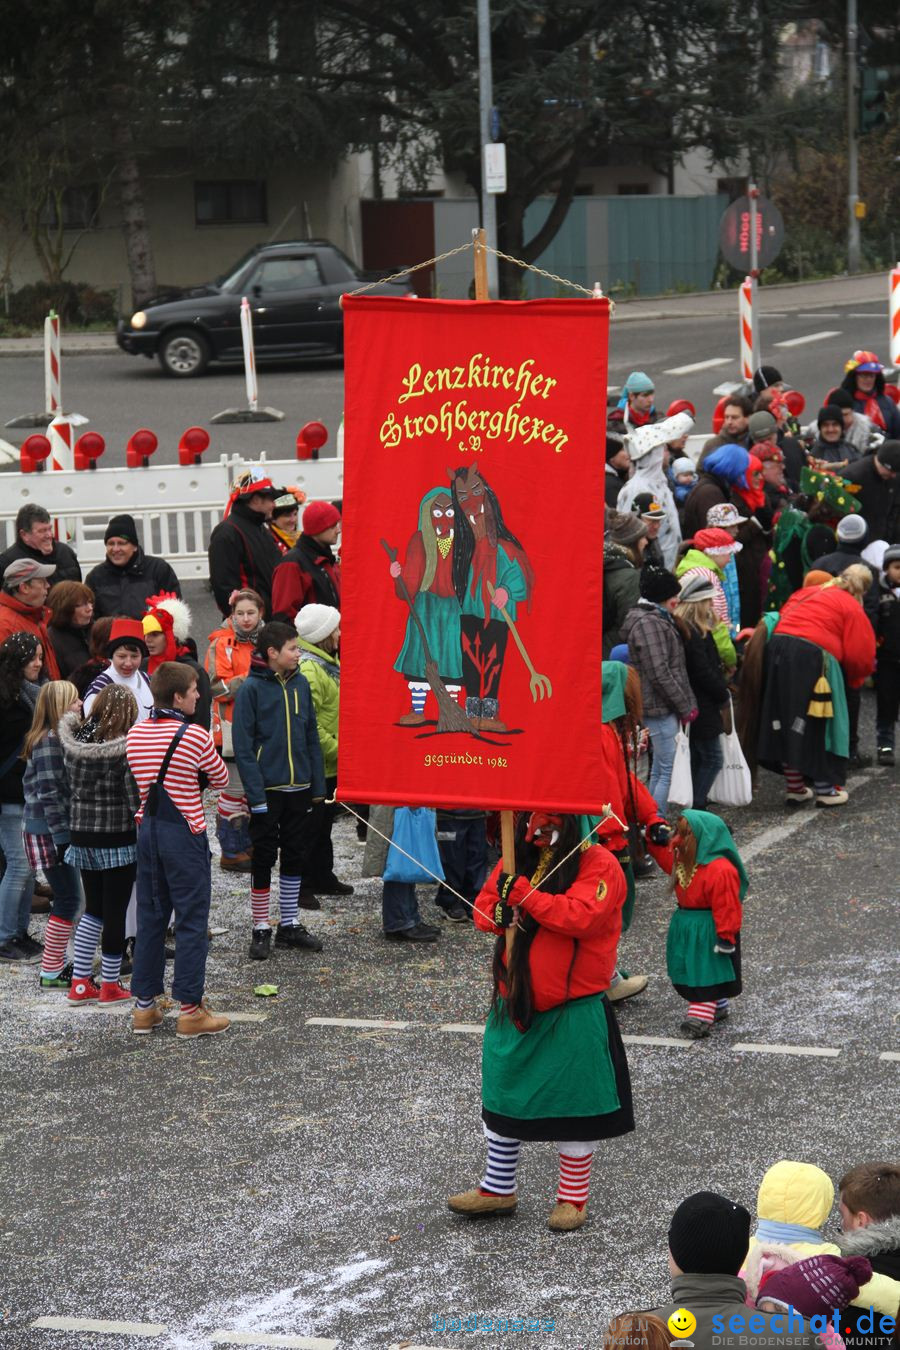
[596,722,663,851]
[648,841,743,945]
[473,845,626,1011]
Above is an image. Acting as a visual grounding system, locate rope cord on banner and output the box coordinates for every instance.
[331,799,627,924]
[347,239,614,308]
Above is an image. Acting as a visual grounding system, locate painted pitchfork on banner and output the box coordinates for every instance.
[486,581,552,703]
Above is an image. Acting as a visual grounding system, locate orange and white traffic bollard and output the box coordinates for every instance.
[44,310,61,418]
[48,415,74,471]
[890,264,900,368]
[739,276,757,382]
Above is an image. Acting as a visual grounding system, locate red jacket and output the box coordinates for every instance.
[0,592,60,679]
[473,845,626,1011]
[776,585,876,688]
[271,537,341,622]
[649,842,742,945]
[596,722,663,851]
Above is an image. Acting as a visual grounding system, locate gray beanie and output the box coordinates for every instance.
[836,514,867,544]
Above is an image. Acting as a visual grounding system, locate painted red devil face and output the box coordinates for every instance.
[454,466,488,540]
[429,493,454,539]
[525,811,563,847]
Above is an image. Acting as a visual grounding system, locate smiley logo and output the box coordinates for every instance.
[667,1308,697,1339]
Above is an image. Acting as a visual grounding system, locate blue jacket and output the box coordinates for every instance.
[232,660,326,807]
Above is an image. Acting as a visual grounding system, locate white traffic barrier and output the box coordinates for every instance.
[1,453,344,580]
[890,264,900,368]
[210,296,284,424]
[739,276,757,381]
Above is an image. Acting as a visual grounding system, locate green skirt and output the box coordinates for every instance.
[481,993,634,1141]
[666,907,742,1001]
[394,590,462,681]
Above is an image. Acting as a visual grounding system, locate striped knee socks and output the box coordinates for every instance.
[687,1000,716,1022]
[279,876,301,928]
[72,913,103,979]
[101,952,123,984]
[480,1132,520,1196]
[250,887,271,929]
[784,768,806,793]
[557,1151,594,1209]
[41,916,72,976]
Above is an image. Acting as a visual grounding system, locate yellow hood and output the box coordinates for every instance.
[757,1161,834,1228]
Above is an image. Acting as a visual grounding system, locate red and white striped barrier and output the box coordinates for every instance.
[209,296,283,424]
[739,276,758,381]
[48,415,74,471]
[890,264,900,368]
[44,311,61,418]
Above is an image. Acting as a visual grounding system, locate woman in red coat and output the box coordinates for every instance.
[757,567,876,805]
[447,812,634,1233]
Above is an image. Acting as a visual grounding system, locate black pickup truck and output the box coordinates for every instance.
[116,240,412,376]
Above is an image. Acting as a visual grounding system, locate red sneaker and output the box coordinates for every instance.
[99,980,133,1005]
[68,976,100,1004]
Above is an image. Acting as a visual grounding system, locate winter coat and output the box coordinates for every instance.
[616,447,681,568]
[777,586,876,688]
[298,639,339,778]
[271,534,341,622]
[232,660,326,807]
[595,721,662,852]
[840,1216,900,1348]
[700,430,751,460]
[620,600,695,720]
[0,693,35,804]
[473,845,626,1008]
[842,457,900,546]
[815,546,879,626]
[675,547,737,668]
[207,498,282,616]
[85,549,181,620]
[57,710,140,845]
[23,730,71,844]
[48,622,91,679]
[206,620,259,750]
[683,471,733,539]
[876,575,900,659]
[838,370,900,438]
[0,592,60,679]
[604,463,628,509]
[83,666,154,721]
[0,537,81,586]
[602,542,642,657]
[652,1273,820,1350]
[680,626,729,740]
[810,435,862,467]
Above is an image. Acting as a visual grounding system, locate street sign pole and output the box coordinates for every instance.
[847,0,861,274]
[477,0,500,298]
[748,183,760,372]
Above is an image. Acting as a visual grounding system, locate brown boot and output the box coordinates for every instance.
[396,712,427,727]
[132,1003,164,1035]
[447,1188,517,1217]
[176,999,230,1040]
[548,1201,587,1232]
[220,852,253,873]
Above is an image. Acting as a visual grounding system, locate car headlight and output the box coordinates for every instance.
[130,311,147,329]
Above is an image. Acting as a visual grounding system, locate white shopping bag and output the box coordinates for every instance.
[708,698,753,807]
[668,724,693,808]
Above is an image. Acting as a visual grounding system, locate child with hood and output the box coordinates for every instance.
[616,414,692,568]
[674,528,740,671]
[648,809,747,1039]
[206,588,265,870]
[142,593,211,730]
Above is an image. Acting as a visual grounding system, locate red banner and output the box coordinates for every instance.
[337,295,609,812]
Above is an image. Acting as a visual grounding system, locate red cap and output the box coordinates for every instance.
[302,501,341,535]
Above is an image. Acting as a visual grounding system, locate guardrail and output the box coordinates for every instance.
[0,454,344,580]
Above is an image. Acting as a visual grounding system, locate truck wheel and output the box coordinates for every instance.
[158,329,210,377]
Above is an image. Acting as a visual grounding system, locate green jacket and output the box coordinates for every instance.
[653,1272,820,1350]
[298,639,340,779]
[675,548,737,670]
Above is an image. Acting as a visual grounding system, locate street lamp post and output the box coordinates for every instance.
[847,0,861,274]
[477,0,500,298]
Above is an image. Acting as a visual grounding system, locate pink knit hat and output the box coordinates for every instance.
[757,1254,872,1315]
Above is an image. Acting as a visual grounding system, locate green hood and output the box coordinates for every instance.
[681,809,749,900]
[601,660,628,724]
[675,547,724,580]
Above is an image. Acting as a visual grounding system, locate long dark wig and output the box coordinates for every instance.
[449,467,535,607]
[491,812,585,1031]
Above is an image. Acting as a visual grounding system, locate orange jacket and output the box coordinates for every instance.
[205,622,257,747]
[0,592,60,679]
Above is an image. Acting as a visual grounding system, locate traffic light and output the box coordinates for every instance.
[859,67,889,134]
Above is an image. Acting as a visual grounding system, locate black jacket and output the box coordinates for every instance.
[207,498,282,616]
[876,575,900,659]
[0,694,35,804]
[842,457,900,545]
[48,622,91,679]
[605,463,627,509]
[85,549,181,619]
[681,625,729,739]
[0,537,81,586]
[810,434,862,466]
[816,544,879,626]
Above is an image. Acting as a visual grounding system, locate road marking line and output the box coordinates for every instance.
[774,330,841,347]
[30,1317,167,1336]
[663,358,732,375]
[759,312,789,318]
[210,1333,337,1348]
[797,312,840,317]
[880,1052,900,1062]
[305,1016,411,1030]
[733,1043,840,1058]
[740,771,881,863]
[622,1034,692,1049]
[440,1022,486,1034]
[847,312,886,318]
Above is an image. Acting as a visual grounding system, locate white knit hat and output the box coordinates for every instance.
[627,422,670,461]
[295,604,340,644]
[656,411,695,442]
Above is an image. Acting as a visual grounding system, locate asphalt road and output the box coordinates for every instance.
[1,694,897,1350]
[0,282,892,470]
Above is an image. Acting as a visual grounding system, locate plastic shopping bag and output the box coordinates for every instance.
[668,724,693,809]
[708,700,753,807]
[383,807,446,884]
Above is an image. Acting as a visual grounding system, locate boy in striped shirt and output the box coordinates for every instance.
[126,662,230,1039]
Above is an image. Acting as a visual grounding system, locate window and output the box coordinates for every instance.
[251,256,322,293]
[617,184,650,195]
[39,185,101,230]
[194,180,267,226]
